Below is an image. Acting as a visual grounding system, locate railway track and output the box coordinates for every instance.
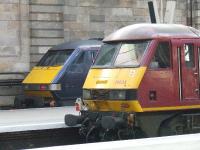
[0,127,84,149]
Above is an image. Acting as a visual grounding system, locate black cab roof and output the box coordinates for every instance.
[50,39,103,51]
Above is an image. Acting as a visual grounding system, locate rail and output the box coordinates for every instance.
[0,79,23,86]
[0,72,27,86]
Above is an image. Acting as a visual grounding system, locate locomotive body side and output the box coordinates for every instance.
[65,24,200,141]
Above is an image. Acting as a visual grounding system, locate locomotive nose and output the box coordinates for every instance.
[101,116,126,130]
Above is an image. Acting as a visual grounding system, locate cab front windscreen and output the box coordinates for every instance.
[37,50,74,66]
[93,40,150,67]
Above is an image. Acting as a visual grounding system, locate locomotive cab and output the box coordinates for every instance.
[18,40,102,108]
[65,24,200,142]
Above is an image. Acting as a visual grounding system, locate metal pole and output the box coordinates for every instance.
[148,1,157,23]
[190,0,193,27]
[161,0,163,23]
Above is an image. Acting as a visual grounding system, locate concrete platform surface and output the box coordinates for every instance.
[34,133,200,150]
[0,106,78,133]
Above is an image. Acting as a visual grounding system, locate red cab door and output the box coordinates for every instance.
[179,39,199,100]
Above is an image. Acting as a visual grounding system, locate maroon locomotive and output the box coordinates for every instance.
[65,24,200,141]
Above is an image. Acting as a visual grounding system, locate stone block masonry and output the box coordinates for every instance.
[29,0,189,66]
[0,0,30,106]
[0,1,29,73]
[63,0,187,41]
[30,0,64,67]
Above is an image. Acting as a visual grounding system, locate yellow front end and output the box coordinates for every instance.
[23,66,62,97]
[83,67,147,112]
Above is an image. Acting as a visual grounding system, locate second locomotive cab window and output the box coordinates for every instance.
[149,42,170,69]
[184,44,194,68]
[69,52,85,73]
[37,50,74,66]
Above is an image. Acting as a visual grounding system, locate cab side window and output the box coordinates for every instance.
[75,52,84,64]
[69,52,85,73]
[149,42,170,69]
[184,43,194,68]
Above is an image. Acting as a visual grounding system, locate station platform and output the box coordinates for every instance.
[35,133,200,150]
[0,106,78,133]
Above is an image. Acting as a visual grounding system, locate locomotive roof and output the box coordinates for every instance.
[50,39,102,51]
[103,23,200,42]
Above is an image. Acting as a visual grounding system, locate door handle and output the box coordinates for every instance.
[194,72,198,75]
[195,89,199,93]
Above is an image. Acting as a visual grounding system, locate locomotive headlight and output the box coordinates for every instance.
[49,84,61,91]
[83,89,91,99]
[109,90,126,100]
[23,84,61,91]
